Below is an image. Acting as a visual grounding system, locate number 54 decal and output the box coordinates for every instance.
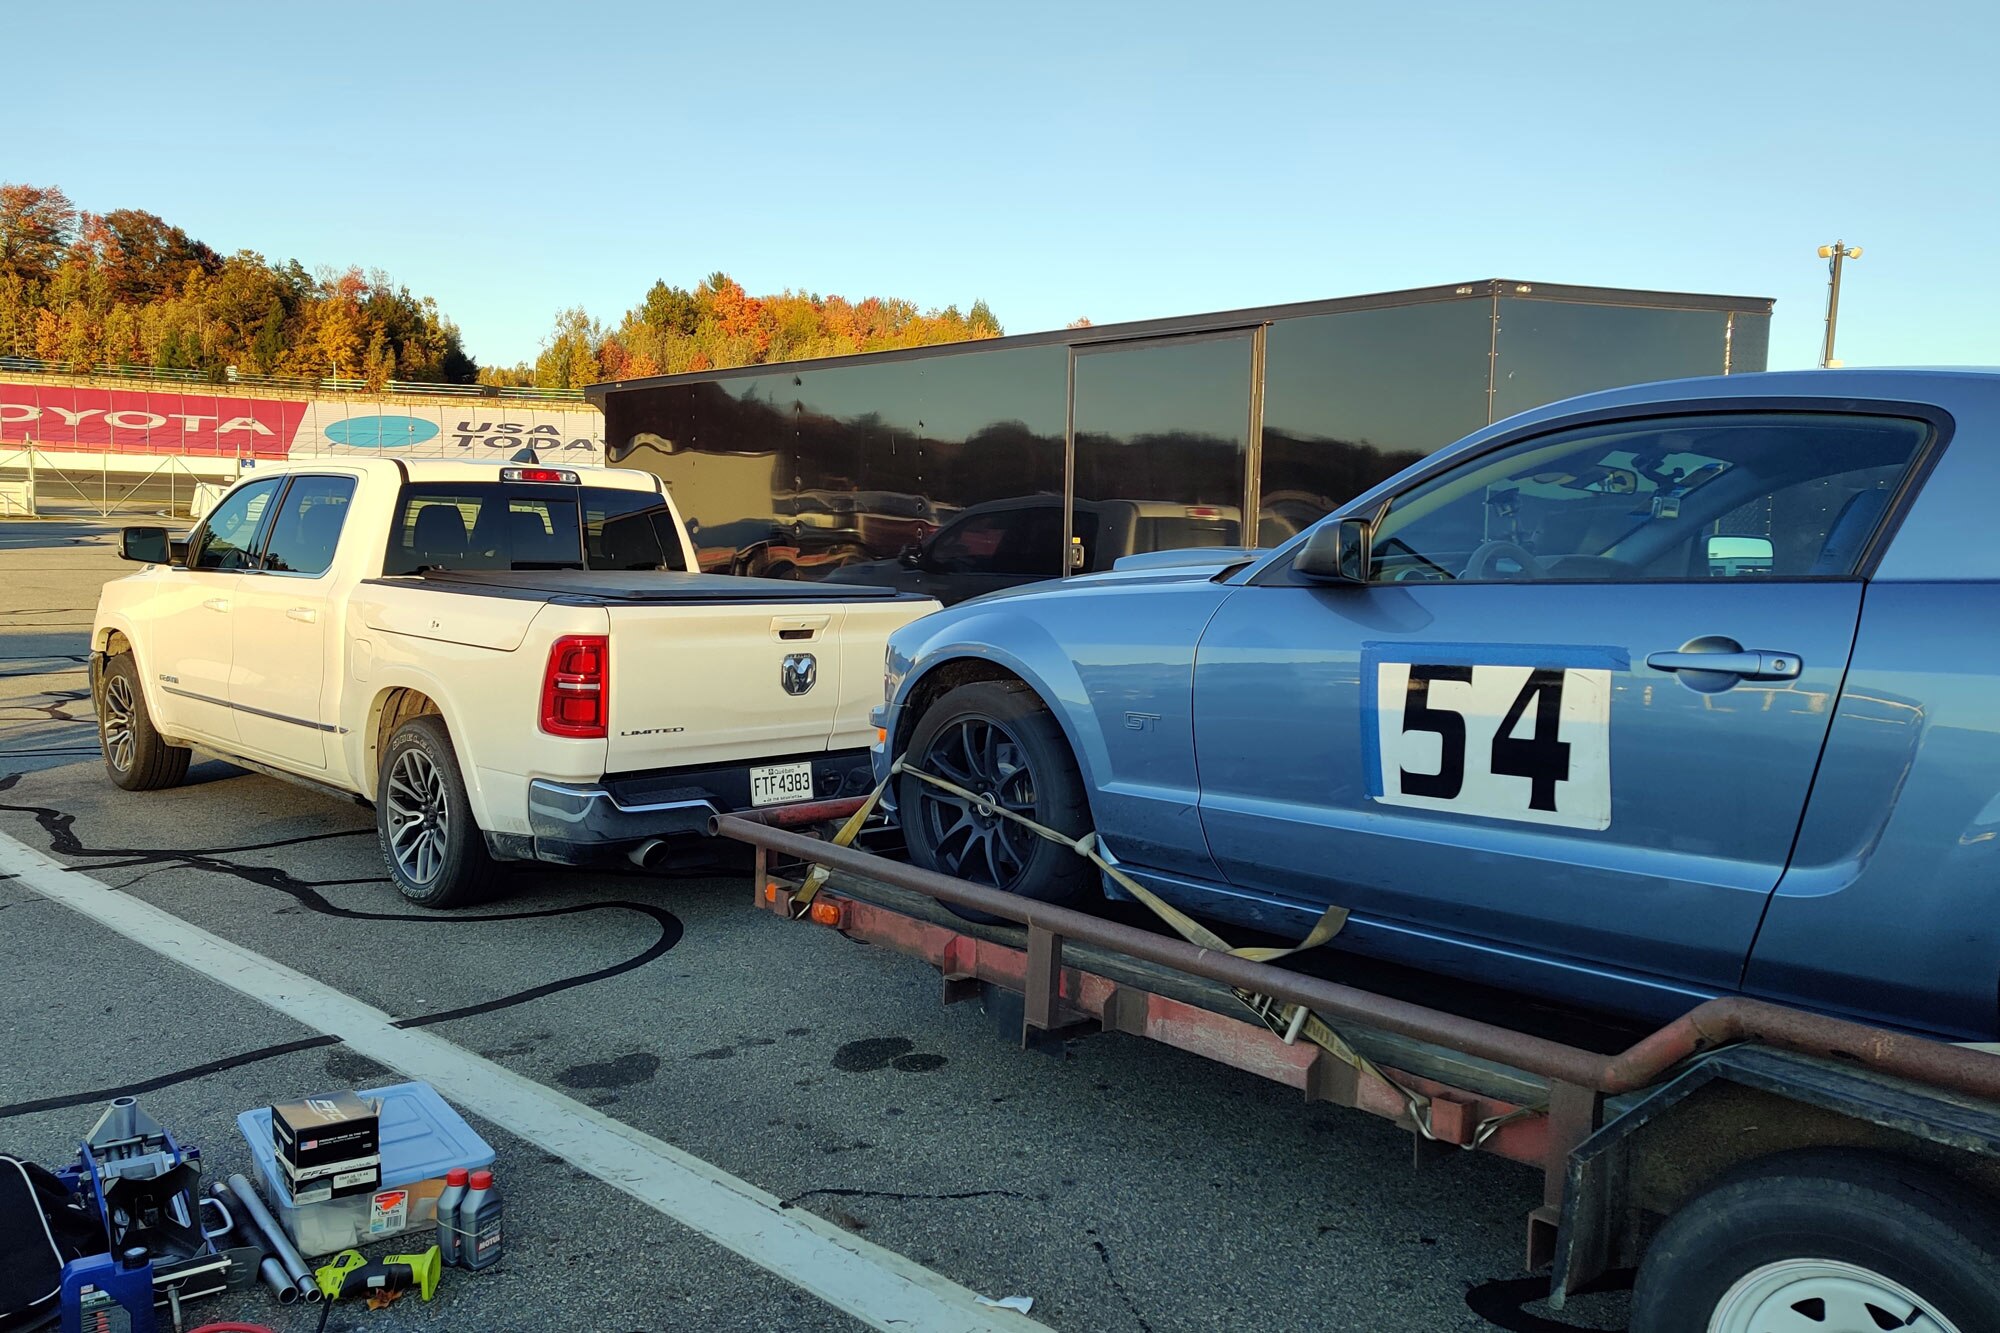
[1366,653,1614,831]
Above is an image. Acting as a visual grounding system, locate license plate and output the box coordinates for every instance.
[749,761,815,807]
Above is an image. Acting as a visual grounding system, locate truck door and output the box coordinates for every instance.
[1191,409,1933,1010]
[148,476,285,744]
[229,474,357,769]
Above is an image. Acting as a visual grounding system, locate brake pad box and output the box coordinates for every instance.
[270,1092,381,1200]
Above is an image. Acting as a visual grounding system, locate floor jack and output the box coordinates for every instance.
[56,1098,262,1333]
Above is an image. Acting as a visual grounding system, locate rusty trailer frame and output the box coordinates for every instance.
[714,810,2000,1302]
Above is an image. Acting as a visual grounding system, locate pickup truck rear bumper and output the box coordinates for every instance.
[525,749,877,867]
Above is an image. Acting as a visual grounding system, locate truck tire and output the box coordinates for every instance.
[96,651,190,792]
[899,681,1093,920]
[376,715,494,909]
[1630,1148,2000,1333]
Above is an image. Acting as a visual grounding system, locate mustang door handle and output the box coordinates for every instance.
[1645,649,1801,680]
[286,606,318,624]
[202,597,230,612]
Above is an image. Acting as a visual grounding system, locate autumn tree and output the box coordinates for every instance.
[0,181,477,384]
[0,184,77,282]
[537,272,1006,386]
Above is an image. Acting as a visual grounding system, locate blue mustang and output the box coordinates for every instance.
[872,368,2000,1040]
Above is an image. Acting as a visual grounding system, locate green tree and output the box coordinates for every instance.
[534,306,602,389]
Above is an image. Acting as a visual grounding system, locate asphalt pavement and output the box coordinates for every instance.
[0,517,1631,1332]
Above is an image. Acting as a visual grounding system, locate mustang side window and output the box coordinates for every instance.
[1364,413,1930,584]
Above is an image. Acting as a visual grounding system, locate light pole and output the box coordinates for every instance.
[1817,240,1862,368]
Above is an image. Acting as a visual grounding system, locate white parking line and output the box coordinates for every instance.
[0,829,1047,1333]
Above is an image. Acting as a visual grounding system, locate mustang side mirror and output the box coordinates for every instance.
[1294,519,1371,584]
[898,542,925,569]
[120,526,172,565]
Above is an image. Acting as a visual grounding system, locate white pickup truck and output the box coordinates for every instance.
[89,458,938,906]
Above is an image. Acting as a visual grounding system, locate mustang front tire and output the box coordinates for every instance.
[899,680,1094,917]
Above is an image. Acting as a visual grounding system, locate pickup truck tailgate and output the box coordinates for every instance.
[604,601,864,769]
[390,569,931,772]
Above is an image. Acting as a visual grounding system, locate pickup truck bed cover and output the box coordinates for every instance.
[372,568,910,604]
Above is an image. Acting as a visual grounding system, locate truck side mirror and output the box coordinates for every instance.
[120,527,172,565]
[1294,519,1371,584]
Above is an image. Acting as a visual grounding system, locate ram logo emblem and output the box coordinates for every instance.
[781,652,817,696]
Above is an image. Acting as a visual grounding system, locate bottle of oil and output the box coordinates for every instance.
[436,1167,469,1264]
[456,1169,503,1270]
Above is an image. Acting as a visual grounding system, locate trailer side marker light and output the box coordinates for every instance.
[809,900,843,928]
[764,882,781,903]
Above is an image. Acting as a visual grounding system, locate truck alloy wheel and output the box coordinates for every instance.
[375,715,493,908]
[385,747,452,886]
[100,674,137,773]
[95,652,189,791]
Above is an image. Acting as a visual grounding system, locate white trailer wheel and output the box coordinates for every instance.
[1709,1257,1962,1333]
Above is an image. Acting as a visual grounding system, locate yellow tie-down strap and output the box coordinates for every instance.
[790,759,1541,1147]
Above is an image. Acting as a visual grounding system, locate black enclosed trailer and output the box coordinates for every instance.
[590,279,1772,604]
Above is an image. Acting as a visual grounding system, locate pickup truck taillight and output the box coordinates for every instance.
[541,635,609,739]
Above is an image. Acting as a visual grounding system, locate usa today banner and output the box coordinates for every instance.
[0,382,603,464]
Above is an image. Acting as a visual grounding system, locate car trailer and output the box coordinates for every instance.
[715,809,2000,1329]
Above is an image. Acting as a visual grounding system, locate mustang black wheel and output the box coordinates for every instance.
[899,681,1093,917]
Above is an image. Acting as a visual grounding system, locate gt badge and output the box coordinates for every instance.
[781,652,817,696]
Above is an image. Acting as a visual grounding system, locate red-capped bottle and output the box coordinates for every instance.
[456,1168,503,1271]
[436,1167,470,1264]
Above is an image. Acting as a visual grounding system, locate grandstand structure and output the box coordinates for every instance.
[0,363,603,518]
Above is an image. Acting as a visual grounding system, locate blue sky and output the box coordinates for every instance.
[11,0,1995,372]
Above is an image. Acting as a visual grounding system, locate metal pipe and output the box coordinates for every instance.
[208,1182,302,1305]
[724,796,870,829]
[225,1173,319,1304]
[266,1256,301,1305]
[716,815,2000,1103]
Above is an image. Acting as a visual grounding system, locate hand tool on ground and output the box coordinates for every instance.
[311,1247,440,1332]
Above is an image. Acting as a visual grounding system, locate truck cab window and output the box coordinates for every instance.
[189,477,283,571]
[261,476,357,576]
[586,491,688,572]
[385,483,681,575]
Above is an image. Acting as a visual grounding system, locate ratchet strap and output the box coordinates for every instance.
[790,758,1535,1145]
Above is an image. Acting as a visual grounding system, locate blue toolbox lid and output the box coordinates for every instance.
[237,1081,494,1188]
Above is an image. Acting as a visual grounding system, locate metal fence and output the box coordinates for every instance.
[0,355,588,403]
[0,444,238,519]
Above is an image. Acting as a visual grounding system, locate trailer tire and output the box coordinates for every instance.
[96,651,191,791]
[1630,1148,2000,1333]
[376,715,494,909]
[899,680,1093,921]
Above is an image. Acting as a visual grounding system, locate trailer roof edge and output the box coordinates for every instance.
[585,278,1777,403]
